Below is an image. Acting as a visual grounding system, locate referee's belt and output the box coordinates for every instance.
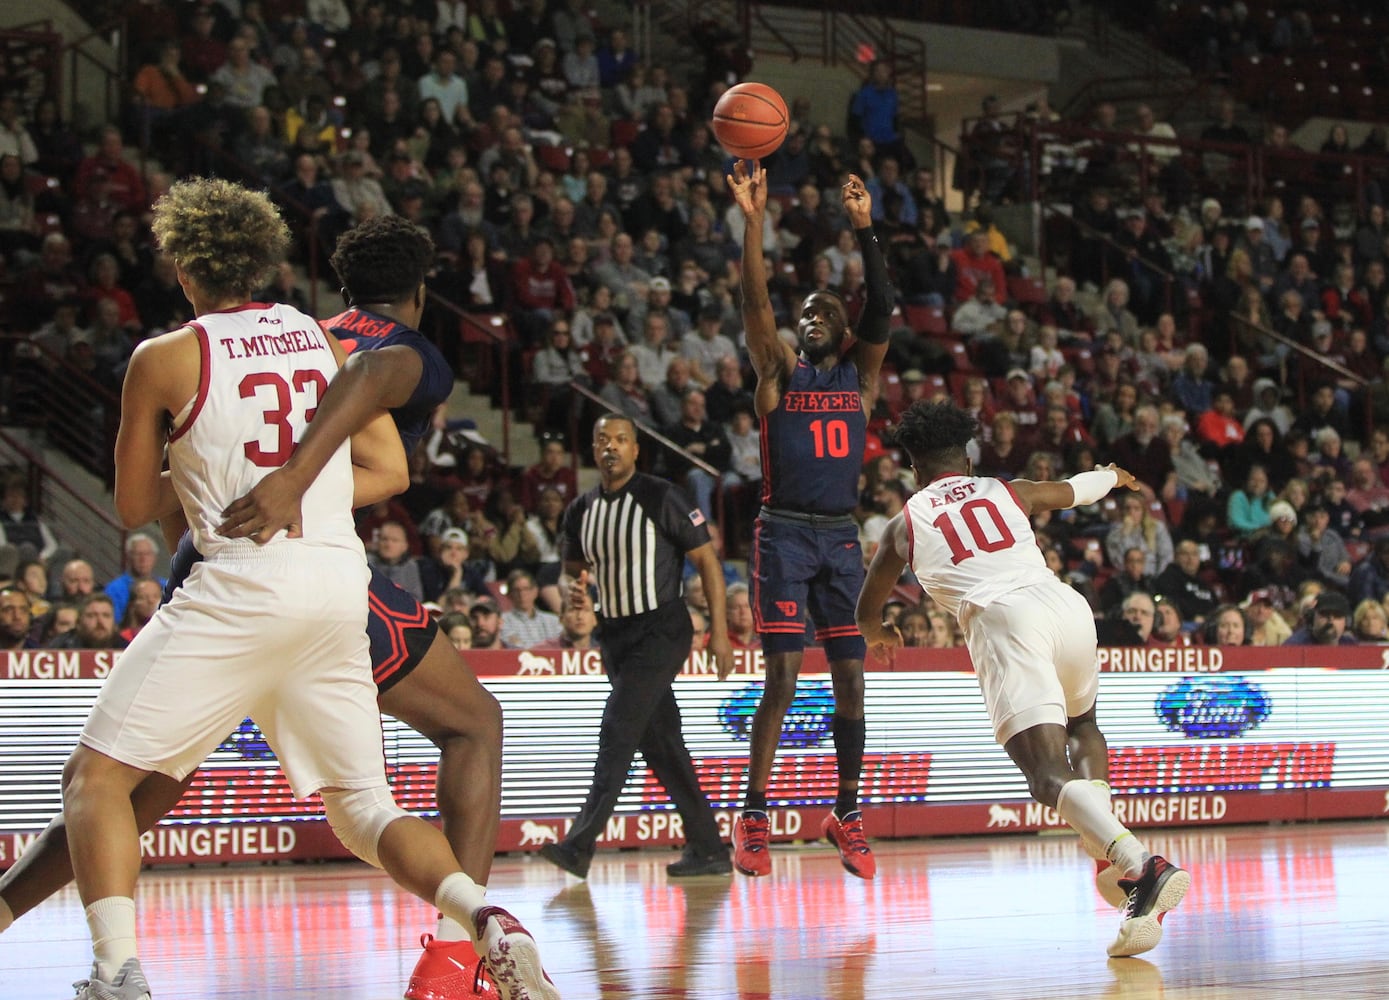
[759,506,856,528]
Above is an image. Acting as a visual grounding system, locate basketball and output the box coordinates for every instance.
[711,82,789,160]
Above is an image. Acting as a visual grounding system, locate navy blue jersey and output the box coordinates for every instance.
[760,358,866,516]
[323,307,453,455]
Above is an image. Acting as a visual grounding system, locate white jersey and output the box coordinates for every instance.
[168,302,359,560]
[903,474,1058,619]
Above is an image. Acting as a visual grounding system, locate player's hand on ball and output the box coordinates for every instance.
[725,159,766,217]
[842,173,872,227]
[218,468,307,544]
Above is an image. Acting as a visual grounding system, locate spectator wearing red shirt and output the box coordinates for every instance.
[1322,262,1372,331]
[180,6,227,83]
[517,434,579,510]
[74,127,147,216]
[82,253,142,333]
[726,583,760,650]
[1195,389,1246,451]
[511,236,576,347]
[949,229,1007,304]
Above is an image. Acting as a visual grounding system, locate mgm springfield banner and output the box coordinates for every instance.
[0,645,1385,868]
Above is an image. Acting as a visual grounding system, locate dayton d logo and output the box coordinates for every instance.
[775,600,798,617]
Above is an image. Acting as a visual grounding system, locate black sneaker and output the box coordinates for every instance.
[666,846,733,877]
[1107,854,1190,957]
[537,840,592,879]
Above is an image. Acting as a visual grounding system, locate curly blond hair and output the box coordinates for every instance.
[150,178,289,302]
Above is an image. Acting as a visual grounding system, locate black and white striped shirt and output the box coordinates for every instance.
[562,473,708,621]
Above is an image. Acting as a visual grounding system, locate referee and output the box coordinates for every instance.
[538,413,734,878]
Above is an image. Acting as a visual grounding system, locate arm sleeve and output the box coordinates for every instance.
[854,225,895,344]
[1066,468,1119,507]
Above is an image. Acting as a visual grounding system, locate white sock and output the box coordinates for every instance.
[435,912,474,944]
[85,896,137,982]
[0,895,14,933]
[1056,780,1147,877]
[1077,779,1114,859]
[434,873,488,947]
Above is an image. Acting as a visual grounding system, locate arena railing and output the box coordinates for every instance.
[1038,204,1178,318]
[0,333,121,486]
[1228,312,1372,428]
[0,427,126,581]
[566,380,730,550]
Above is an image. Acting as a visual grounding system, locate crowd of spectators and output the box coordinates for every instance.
[7,1,1389,654]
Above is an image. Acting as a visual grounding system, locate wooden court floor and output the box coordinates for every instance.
[2,820,1386,999]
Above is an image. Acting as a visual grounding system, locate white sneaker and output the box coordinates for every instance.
[1108,855,1191,958]
[73,958,151,1000]
[474,905,561,1000]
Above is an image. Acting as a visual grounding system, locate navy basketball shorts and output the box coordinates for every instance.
[366,567,440,694]
[166,533,437,695]
[750,514,867,660]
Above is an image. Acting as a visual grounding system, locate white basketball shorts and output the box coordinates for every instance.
[80,544,383,798]
[961,580,1099,745]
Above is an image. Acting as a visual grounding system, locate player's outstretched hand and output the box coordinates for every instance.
[842,173,872,228]
[218,468,307,543]
[708,632,735,681]
[861,620,903,661]
[725,159,766,218]
[1104,463,1140,492]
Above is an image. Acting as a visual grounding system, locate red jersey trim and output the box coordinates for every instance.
[206,301,274,314]
[1000,478,1030,517]
[167,322,212,443]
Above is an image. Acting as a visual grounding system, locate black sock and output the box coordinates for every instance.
[835,787,859,818]
[744,788,767,812]
[832,714,866,817]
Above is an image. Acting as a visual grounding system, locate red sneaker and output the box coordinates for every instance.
[405,934,495,999]
[733,810,772,877]
[822,810,876,879]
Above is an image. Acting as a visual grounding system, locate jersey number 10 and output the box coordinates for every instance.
[809,418,850,458]
[932,498,1017,565]
[239,370,328,468]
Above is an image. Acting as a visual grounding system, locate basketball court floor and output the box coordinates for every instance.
[2,820,1385,998]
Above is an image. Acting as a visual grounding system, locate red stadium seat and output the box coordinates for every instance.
[948,340,978,373]
[536,144,570,172]
[904,304,947,336]
[610,119,640,149]
[1007,275,1047,307]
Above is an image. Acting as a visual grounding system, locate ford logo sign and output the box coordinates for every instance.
[721,680,835,748]
[1156,676,1271,739]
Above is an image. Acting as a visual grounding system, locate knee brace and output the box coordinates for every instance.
[321,785,409,869]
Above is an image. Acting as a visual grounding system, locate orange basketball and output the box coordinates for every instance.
[711,82,790,160]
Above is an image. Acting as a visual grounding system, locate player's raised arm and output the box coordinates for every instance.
[1010,463,1138,515]
[843,173,894,409]
[727,160,795,397]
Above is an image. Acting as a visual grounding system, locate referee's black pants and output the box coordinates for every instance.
[562,599,724,857]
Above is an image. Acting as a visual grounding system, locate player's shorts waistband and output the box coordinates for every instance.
[759,506,856,528]
[202,539,365,566]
